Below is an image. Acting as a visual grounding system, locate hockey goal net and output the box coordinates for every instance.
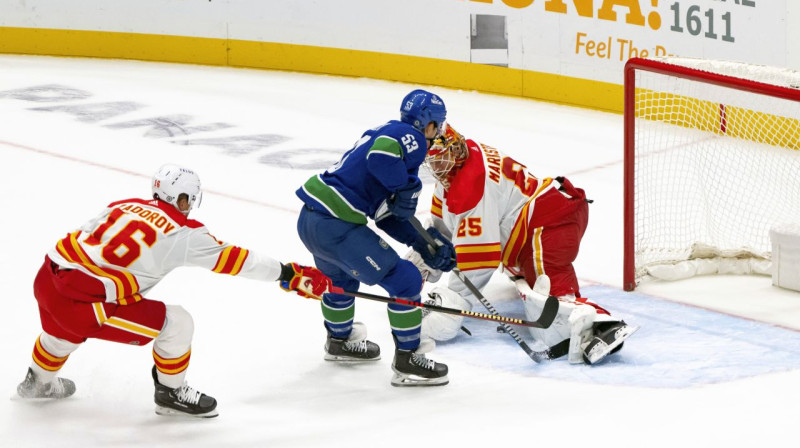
[624,57,800,291]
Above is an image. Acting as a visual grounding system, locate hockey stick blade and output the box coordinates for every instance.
[533,295,559,329]
[329,287,552,328]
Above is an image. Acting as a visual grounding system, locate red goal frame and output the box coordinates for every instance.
[622,57,800,291]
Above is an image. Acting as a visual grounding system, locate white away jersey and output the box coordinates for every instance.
[48,198,282,304]
[430,140,556,304]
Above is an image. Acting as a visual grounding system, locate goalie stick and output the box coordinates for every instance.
[328,286,558,329]
[410,217,557,363]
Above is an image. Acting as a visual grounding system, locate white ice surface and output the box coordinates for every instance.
[0,55,798,448]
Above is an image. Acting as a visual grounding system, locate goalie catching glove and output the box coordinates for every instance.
[278,262,332,300]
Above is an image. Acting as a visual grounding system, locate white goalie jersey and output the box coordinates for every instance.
[48,198,282,304]
[428,139,557,305]
[420,136,638,363]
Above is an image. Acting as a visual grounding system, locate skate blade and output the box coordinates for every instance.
[323,353,381,362]
[9,393,65,402]
[586,325,640,365]
[11,395,68,401]
[390,373,449,387]
[12,390,75,401]
[155,405,219,419]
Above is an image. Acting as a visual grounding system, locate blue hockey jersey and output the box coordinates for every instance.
[297,120,427,224]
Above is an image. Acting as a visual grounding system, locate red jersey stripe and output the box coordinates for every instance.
[502,201,532,268]
[69,233,139,298]
[458,261,501,271]
[229,249,249,276]
[213,246,234,273]
[456,243,502,271]
[57,232,140,299]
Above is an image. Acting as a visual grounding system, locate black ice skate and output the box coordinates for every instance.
[582,321,639,365]
[324,322,380,362]
[152,366,218,418]
[16,367,76,399]
[391,342,449,387]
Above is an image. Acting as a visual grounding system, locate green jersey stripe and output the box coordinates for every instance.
[366,135,403,159]
[302,175,368,224]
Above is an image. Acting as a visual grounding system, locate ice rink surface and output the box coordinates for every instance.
[0,55,798,447]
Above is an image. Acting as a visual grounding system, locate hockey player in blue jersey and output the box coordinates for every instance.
[295,89,456,386]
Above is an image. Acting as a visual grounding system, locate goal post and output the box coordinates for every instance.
[623,57,800,291]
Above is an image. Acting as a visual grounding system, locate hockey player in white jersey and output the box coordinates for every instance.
[16,164,333,417]
[411,124,637,365]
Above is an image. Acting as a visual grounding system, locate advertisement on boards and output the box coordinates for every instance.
[463,0,787,83]
[0,1,792,91]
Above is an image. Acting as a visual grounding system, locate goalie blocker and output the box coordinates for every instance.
[421,275,638,365]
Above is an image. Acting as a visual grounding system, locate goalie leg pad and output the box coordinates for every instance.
[518,276,574,347]
[520,276,565,346]
[421,287,471,341]
[517,276,597,363]
[567,304,596,364]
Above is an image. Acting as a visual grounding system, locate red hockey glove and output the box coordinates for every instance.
[555,176,588,202]
[279,263,332,300]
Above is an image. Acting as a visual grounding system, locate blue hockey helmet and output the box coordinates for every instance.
[400,89,447,136]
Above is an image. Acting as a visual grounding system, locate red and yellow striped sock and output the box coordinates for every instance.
[31,335,69,382]
[153,349,191,388]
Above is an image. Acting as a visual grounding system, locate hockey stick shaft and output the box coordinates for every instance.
[329,287,549,328]
[410,217,556,362]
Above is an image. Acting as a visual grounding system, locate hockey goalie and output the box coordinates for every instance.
[410,123,637,364]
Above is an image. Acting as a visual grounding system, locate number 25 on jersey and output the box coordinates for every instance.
[457,217,482,238]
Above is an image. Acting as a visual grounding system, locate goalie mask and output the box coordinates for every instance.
[152,163,202,216]
[423,123,468,190]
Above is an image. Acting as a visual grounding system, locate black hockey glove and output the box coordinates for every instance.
[413,227,457,271]
[387,176,422,221]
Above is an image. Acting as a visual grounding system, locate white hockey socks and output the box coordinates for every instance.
[153,305,194,388]
[30,332,80,383]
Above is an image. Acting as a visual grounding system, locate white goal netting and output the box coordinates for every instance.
[627,57,800,287]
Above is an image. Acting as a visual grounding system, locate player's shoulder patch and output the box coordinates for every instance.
[444,140,486,214]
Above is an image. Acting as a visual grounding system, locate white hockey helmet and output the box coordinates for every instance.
[151,163,202,215]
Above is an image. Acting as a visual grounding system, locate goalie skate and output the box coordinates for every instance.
[152,366,218,418]
[16,368,76,399]
[581,322,639,365]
